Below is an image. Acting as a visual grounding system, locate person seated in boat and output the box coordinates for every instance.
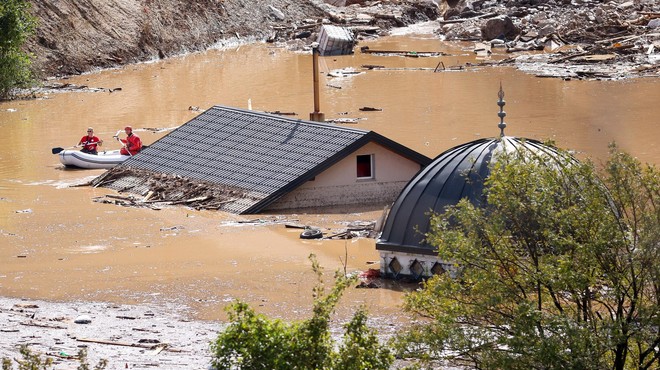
[115,126,142,156]
[78,127,103,155]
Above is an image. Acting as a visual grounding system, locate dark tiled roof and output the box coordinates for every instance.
[113,105,431,214]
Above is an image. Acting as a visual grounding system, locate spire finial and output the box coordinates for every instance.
[497,83,507,137]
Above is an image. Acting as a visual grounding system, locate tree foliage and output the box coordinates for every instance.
[0,0,36,99]
[397,143,660,370]
[211,254,393,370]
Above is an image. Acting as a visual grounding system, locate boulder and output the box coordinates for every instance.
[481,15,520,41]
[268,5,285,21]
[440,0,475,19]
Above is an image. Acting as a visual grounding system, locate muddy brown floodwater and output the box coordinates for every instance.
[1,30,659,329]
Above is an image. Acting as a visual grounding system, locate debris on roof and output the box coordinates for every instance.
[93,167,254,210]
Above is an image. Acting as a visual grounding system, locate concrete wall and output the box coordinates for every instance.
[266,141,422,211]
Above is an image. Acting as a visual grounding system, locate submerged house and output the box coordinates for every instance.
[376,89,570,279]
[94,105,431,214]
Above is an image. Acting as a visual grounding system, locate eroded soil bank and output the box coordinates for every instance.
[27,0,439,77]
[26,0,660,81]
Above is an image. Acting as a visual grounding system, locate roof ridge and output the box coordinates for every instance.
[210,105,372,135]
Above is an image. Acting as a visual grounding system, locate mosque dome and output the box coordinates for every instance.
[375,87,569,278]
[375,136,563,256]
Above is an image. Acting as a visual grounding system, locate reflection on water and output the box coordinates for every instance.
[0,34,658,321]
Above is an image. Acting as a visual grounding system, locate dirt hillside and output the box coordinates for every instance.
[26,0,440,78]
[27,0,325,77]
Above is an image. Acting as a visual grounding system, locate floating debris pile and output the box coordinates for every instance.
[439,0,659,79]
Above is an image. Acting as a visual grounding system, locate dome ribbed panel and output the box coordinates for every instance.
[377,137,556,255]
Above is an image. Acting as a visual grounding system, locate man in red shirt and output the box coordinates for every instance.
[116,126,142,156]
[78,127,103,154]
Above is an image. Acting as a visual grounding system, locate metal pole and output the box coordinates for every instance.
[310,45,325,122]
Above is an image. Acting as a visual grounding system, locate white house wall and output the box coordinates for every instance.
[266,142,423,210]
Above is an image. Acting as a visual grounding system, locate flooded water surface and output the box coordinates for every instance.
[0,33,658,322]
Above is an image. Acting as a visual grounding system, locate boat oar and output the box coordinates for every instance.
[51,139,100,154]
[52,145,78,154]
[114,131,133,157]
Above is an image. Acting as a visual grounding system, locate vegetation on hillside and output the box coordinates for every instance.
[0,0,36,99]
[397,143,660,369]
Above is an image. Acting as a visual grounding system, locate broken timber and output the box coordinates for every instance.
[360,46,447,57]
[76,338,185,353]
[437,12,498,24]
[362,65,463,72]
[266,110,297,116]
[21,320,66,330]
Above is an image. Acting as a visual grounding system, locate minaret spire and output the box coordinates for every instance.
[497,84,507,137]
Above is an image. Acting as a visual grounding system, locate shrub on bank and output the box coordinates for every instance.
[0,0,36,100]
[211,254,393,370]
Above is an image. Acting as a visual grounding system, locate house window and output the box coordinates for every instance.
[356,154,373,179]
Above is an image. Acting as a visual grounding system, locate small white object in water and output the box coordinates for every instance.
[74,315,92,324]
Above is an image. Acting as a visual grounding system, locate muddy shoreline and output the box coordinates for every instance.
[0,296,220,369]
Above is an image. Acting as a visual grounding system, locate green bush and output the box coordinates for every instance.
[0,0,37,99]
[211,254,393,370]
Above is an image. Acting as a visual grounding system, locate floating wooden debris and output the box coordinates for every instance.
[327,68,362,77]
[356,280,380,289]
[266,110,297,116]
[325,118,362,124]
[77,337,165,350]
[474,42,492,57]
[347,221,376,231]
[361,64,465,72]
[361,64,385,70]
[359,107,382,112]
[324,230,354,239]
[360,46,447,57]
